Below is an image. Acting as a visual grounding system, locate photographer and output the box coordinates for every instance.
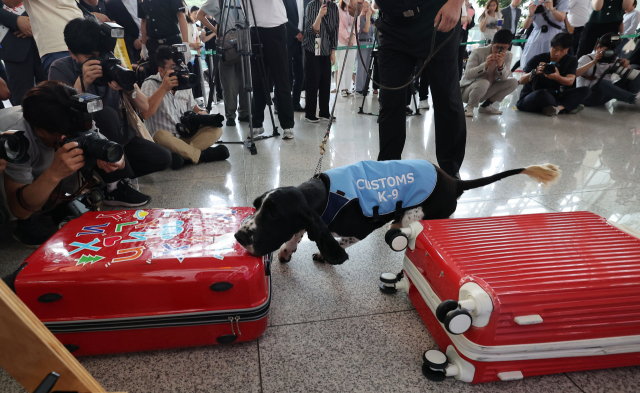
[520,0,568,67]
[576,33,640,107]
[460,29,519,117]
[576,0,635,58]
[1,81,126,246]
[140,45,229,169]
[50,18,172,206]
[517,32,591,115]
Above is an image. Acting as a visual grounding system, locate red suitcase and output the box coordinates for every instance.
[6,207,271,356]
[382,212,640,383]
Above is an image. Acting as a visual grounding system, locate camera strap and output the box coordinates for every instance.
[540,9,562,31]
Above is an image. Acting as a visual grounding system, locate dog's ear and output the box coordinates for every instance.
[296,203,348,265]
[253,193,266,209]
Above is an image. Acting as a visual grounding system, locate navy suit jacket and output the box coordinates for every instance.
[0,0,31,63]
[283,0,311,47]
[500,5,522,35]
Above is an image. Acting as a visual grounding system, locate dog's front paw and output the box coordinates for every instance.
[278,248,293,263]
[312,252,325,263]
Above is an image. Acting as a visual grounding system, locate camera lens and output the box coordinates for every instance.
[82,134,124,163]
[108,64,137,91]
[0,132,30,164]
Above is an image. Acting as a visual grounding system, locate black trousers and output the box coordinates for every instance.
[577,21,621,59]
[100,136,172,183]
[250,24,294,129]
[146,35,182,73]
[377,22,466,177]
[570,26,584,57]
[5,40,46,106]
[516,87,591,113]
[304,50,332,118]
[289,40,304,106]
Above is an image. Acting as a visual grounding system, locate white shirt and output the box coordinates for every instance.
[297,0,304,31]
[568,0,593,27]
[576,52,613,88]
[509,5,517,34]
[141,73,197,137]
[623,10,640,35]
[22,0,84,57]
[243,0,288,28]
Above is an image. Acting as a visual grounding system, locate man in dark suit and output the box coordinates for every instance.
[105,0,142,64]
[0,1,46,105]
[500,0,522,36]
[283,0,310,112]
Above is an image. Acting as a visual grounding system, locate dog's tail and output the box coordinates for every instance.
[456,164,561,194]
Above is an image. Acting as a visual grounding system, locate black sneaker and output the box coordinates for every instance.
[305,116,319,123]
[103,180,151,207]
[238,116,250,122]
[293,104,305,112]
[200,145,230,162]
[318,114,336,122]
[226,118,236,126]
[12,215,56,248]
[170,153,185,170]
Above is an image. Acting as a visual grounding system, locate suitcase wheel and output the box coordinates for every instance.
[385,228,409,252]
[379,271,406,294]
[422,363,447,382]
[423,350,448,370]
[435,299,459,323]
[380,272,401,284]
[444,309,473,335]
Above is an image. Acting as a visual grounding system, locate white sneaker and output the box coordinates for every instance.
[419,100,430,109]
[301,91,306,98]
[282,128,294,139]
[464,106,475,117]
[341,90,351,97]
[478,105,503,115]
[246,127,265,139]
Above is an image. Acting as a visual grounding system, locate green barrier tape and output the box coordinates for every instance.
[190,49,216,55]
[336,44,376,50]
[459,34,637,46]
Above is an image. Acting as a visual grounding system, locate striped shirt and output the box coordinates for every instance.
[303,0,339,56]
[140,73,197,137]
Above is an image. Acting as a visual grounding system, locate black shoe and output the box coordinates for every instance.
[200,145,230,162]
[293,104,305,112]
[226,118,236,126]
[238,116,250,122]
[170,153,185,170]
[103,180,151,207]
[12,216,56,248]
[406,106,413,115]
[304,115,320,123]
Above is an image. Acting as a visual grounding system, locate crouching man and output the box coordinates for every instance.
[1,81,126,246]
[140,46,229,170]
[461,30,519,117]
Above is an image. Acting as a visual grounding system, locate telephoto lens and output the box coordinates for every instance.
[0,131,30,164]
[66,130,124,163]
[107,62,137,91]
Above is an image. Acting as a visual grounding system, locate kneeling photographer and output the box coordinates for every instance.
[140,45,228,170]
[49,18,172,206]
[517,32,591,116]
[576,33,640,108]
[1,81,126,246]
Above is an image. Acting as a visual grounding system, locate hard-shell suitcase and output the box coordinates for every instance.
[382,212,640,383]
[6,207,271,357]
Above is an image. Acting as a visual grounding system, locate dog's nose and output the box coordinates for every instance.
[234,230,251,247]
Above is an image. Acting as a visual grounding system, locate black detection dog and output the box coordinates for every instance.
[234,160,560,265]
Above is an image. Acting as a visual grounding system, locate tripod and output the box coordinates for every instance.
[214,0,279,155]
[357,34,420,117]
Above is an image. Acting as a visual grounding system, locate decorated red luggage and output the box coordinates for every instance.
[381,211,640,383]
[6,207,271,356]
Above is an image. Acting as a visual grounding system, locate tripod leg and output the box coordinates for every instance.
[206,54,216,111]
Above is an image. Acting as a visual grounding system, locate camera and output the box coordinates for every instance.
[608,59,639,82]
[0,131,30,164]
[175,111,224,138]
[599,49,618,63]
[170,44,198,91]
[66,93,124,167]
[91,22,137,91]
[543,62,556,74]
[597,34,621,63]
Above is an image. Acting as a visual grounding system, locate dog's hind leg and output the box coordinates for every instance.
[278,230,306,263]
[313,236,360,263]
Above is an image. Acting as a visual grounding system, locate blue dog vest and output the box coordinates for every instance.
[320,160,437,225]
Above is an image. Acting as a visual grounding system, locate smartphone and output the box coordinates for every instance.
[497,20,503,27]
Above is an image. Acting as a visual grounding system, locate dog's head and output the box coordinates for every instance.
[234,187,348,265]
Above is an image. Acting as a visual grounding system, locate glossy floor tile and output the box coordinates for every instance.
[1,85,640,392]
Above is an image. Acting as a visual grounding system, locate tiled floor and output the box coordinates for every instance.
[1,86,640,392]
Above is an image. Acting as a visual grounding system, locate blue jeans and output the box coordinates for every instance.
[42,51,71,78]
[583,77,640,106]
